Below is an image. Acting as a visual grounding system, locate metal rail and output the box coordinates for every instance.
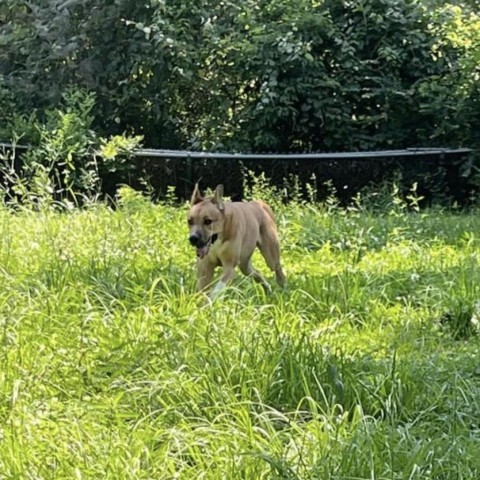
[1,142,472,160]
[133,147,472,161]
[0,142,30,151]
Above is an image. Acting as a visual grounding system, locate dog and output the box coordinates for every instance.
[187,183,286,299]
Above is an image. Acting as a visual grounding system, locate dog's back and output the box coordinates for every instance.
[222,200,276,240]
[254,199,276,224]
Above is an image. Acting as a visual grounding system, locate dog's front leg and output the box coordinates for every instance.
[197,259,215,292]
[210,264,236,300]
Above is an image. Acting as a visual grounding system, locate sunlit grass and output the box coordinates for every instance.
[1,190,480,478]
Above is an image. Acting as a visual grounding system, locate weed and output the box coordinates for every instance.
[0,189,480,478]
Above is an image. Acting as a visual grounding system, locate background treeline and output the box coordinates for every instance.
[0,0,478,202]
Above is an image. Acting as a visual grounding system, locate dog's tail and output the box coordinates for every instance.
[256,200,276,223]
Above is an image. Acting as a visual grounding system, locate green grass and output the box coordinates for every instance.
[1,189,480,479]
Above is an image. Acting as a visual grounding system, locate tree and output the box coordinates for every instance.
[0,0,478,156]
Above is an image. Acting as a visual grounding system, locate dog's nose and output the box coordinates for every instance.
[189,233,200,246]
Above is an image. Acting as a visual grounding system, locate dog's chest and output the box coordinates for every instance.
[206,238,226,263]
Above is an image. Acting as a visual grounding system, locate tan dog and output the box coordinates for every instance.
[187,184,286,299]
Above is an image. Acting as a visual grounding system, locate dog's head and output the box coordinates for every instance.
[187,183,225,259]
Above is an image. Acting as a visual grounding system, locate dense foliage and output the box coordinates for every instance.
[1,0,478,153]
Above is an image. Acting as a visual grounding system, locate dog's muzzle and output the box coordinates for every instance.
[189,233,202,247]
[189,233,218,259]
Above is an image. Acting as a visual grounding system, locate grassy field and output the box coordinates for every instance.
[1,186,480,479]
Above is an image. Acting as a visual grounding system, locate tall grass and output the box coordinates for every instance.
[1,186,480,479]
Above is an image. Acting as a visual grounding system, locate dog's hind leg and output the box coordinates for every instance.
[258,230,286,288]
[239,258,271,294]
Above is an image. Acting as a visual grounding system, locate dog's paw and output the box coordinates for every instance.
[209,280,227,301]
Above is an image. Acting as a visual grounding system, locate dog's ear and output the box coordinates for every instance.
[190,182,203,205]
[213,184,225,211]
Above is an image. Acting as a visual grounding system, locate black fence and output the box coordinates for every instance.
[0,143,475,204]
[129,147,474,204]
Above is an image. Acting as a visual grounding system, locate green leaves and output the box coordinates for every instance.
[0,0,478,195]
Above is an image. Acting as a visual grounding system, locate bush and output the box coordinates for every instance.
[1,0,477,150]
[0,0,478,201]
[0,90,144,207]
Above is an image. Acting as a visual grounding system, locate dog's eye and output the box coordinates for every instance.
[204,218,212,225]
[187,218,193,226]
